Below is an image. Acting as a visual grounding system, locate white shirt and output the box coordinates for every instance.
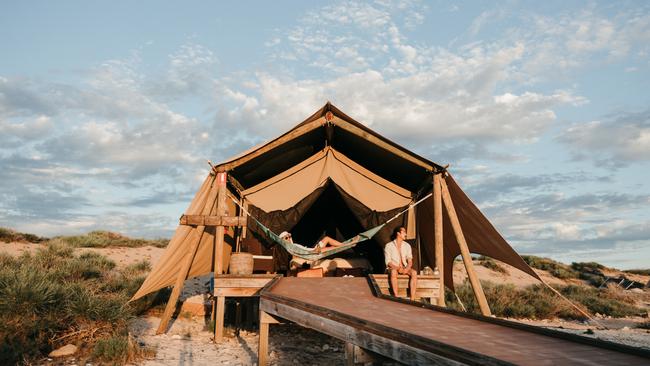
[384,240,412,268]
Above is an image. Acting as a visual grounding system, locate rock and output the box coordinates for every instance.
[49,344,78,357]
[622,326,630,331]
[172,334,182,340]
[322,344,329,351]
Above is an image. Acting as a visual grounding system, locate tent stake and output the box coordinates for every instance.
[440,177,492,316]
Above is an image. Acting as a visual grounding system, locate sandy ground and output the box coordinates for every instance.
[129,316,347,366]
[1,241,166,269]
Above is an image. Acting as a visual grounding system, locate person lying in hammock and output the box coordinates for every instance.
[279,231,360,254]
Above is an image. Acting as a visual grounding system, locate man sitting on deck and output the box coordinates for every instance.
[385,226,418,301]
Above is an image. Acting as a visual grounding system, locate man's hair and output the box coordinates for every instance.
[391,226,406,240]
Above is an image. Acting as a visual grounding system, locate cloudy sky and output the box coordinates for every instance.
[1,1,649,269]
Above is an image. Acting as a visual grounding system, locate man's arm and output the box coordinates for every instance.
[403,258,413,273]
[400,245,413,274]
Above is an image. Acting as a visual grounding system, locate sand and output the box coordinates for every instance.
[129,316,347,366]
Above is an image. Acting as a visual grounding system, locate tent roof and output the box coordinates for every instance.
[217,102,444,193]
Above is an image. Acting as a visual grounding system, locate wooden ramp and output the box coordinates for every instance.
[259,277,650,365]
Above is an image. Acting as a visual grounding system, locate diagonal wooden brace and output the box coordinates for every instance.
[179,214,247,227]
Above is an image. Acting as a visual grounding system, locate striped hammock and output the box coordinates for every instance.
[251,217,385,261]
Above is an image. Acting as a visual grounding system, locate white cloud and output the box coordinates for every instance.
[559,109,650,164]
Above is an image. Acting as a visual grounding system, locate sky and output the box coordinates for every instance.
[1,1,649,269]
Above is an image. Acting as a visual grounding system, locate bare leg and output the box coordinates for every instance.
[409,269,418,301]
[320,235,360,249]
[319,236,344,247]
[389,268,399,297]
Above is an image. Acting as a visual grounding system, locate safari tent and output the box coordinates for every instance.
[131,102,540,331]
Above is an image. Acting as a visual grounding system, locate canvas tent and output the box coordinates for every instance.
[131,102,540,330]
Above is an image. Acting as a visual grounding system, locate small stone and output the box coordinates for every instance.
[172,334,182,339]
[322,344,329,351]
[49,344,78,357]
[622,326,630,331]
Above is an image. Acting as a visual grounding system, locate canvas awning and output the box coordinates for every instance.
[242,146,412,212]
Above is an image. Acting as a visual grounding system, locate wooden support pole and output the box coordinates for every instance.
[156,228,205,334]
[213,171,228,342]
[214,295,225,341]
[345,342,355,366]
[258,310,280,366]
[156,177,221,334]
[440,177,492,316]
[433,173,445,306]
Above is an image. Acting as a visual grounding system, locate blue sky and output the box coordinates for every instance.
[1,1,649,269]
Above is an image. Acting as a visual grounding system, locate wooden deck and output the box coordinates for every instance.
[372,273,440,302]
[212,274,280,342]
[259,277,650,365]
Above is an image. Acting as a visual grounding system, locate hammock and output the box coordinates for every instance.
[252,217,384,261]
[229,192,432,261]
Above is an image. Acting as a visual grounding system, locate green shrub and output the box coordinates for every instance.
[53,230,168,248]
[559,285,641,318]
[446,280,643,320]
[625,269,650,276]
[521,255,579,279]
[571,261,605,272]
[0,227,46,243]
[126,259,151,273]
[94,333,154,364]
[478,256,508,274]
[0,241,160,363]
[93,334,129,363]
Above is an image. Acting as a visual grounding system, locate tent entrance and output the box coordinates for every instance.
[290,182,385,272]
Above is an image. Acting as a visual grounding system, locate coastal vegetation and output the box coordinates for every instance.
[0,240,165,364]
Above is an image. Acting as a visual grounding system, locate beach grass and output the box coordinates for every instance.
[521,255,580,280]
[0,241,163,364]
[447,280,644,320]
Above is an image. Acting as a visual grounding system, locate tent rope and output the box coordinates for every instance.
[538,279,608,330]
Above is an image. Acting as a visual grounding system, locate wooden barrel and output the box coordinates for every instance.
[229,252,254,275]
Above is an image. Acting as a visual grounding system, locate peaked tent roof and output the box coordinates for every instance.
[131,102,539,301]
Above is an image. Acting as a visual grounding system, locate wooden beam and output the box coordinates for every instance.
[219,118,325,171]
[332,115,434,172]
[156,177,221,334]
[179,214,247,227]
[258,310,274,366]
[213,172,228,342]
[439,177,491,316]
[433,173,445,306]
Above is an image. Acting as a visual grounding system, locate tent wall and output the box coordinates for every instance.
[130,175,237,301]
[417,174,540,290]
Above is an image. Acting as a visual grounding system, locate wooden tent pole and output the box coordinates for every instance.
[213,171,228,342]
[439,177,492,316]
[157,176,221,334]
[433,173,445,306]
